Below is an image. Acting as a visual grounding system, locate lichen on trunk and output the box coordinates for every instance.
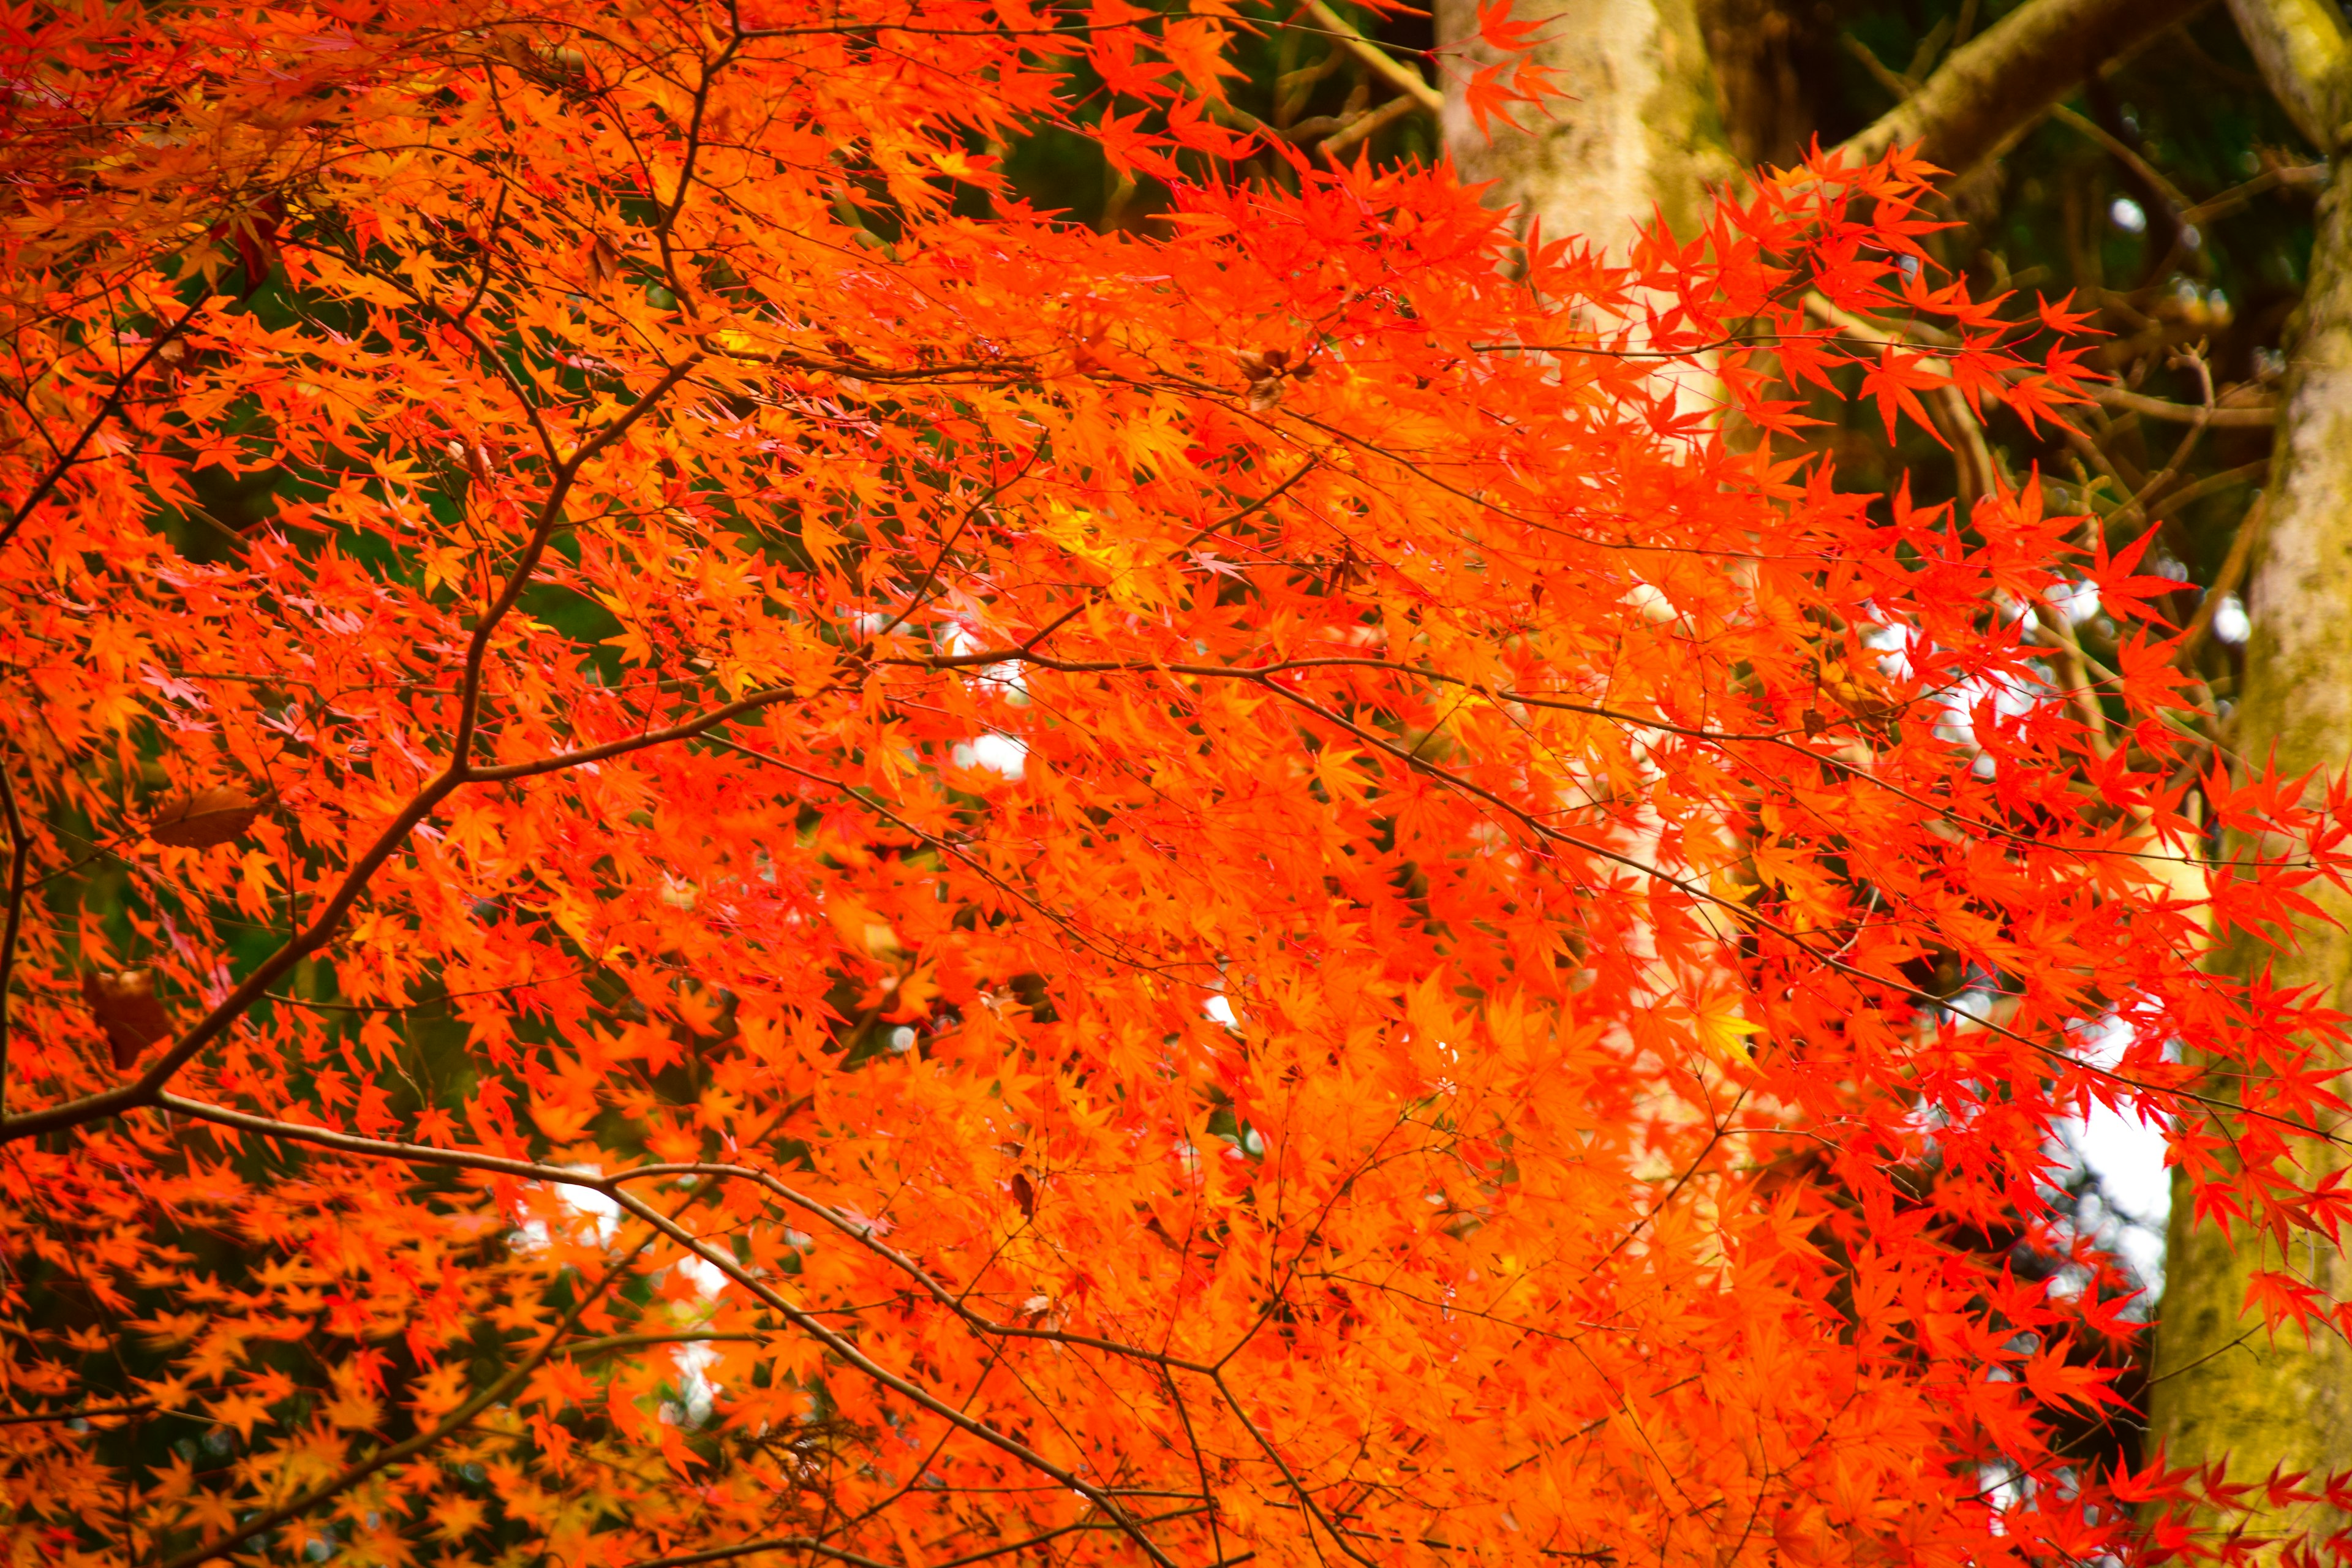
[2144,150,2352,1549]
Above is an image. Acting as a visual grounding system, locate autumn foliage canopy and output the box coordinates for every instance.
[4,3,2350,1566]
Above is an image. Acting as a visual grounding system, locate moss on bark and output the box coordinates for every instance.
[2145,156,2352,1549]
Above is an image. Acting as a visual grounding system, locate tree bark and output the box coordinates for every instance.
[2143,0,2352,1540]
[1434,0,2212,252]
[1839,0,2213,177]
[1432,0,1733,253]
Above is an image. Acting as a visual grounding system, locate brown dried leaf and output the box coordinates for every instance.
[149,786,266,848]
[83,969,172,1070]
[588,235,622,287]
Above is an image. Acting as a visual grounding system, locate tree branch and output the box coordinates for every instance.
[1298,0,1442,112]
[2225,0,2352,148]
[1839,0,2215,179]
[2091,384,2277,424]
[0,758,26,1118]
[0,300,206,556]
[0,361,700,1148]
[626,1508,1212,1568]
[152,1095,1189,1568]
[2180,491,2269,668]
[1320,91,1423,160]
[160,1273,691,1567]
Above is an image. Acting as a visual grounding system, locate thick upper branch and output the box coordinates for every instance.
[1839,0,2215,179]
[2225,0,2352,148]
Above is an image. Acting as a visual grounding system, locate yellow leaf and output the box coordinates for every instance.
[1693,1001,1764,1062]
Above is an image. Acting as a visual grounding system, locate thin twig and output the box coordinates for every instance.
[2177,161,2329,226]
[0,1401,157,1427]
[626,1508,1212,1568]
[2088,383,2273,426]
[1298,0,1441,111]
[2049,102,2194,213]
[155,1096,1190,1568]
[1319,92,1422,161]
[159,1261,684,1567]
[2107,347,2218,526]
[0,301,206,554]
[2177,490,2267,669]
[2033,601,2114,759]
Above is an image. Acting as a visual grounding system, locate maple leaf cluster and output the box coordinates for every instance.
[2,4,2348,1568]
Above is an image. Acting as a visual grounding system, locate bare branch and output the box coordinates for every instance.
[2225,0,2352,148]
[1320,92,1423,160]
[1839,0,2214,181]
[2179,491,2269,668]
[2091,384,2277,425]
[1299,0,1442,111]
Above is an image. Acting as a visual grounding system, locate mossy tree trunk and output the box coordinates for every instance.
[2144,0,2352,1538]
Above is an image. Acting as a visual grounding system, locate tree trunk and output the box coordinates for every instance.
[1431,0,1733,253]
[1432,0,2209,253]
[2143,0,2352,1535]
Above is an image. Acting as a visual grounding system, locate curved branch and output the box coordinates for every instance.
[1839,0,2215,179]
[0,360,700,1148]
[152,1095,1189,1568]
[0,300,206,556]
[2225,0,2352,149]
[2092,384,2277,426]
[1298,0,1442,112]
